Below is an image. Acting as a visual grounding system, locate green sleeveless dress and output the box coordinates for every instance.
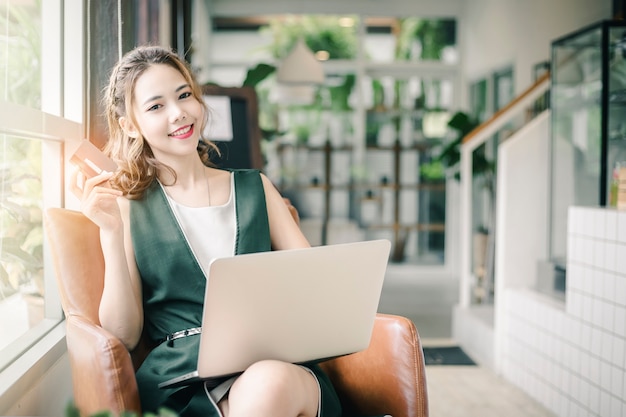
[130,169,342,417]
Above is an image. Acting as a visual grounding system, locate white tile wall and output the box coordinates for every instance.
[497,207,626,417]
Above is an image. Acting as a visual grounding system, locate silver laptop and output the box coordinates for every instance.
[158,239,391,389]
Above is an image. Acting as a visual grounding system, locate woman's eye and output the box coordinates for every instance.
[147,104,161,111]
[179,91,192,100]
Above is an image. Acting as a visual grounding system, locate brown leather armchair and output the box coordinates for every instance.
[45,207,429,417]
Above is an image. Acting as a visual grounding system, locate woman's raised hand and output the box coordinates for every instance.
[70,169,123,231]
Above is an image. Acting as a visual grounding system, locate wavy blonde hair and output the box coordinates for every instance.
[103,45,218,199]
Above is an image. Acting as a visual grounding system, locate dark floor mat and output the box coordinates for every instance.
[422,346,476,365]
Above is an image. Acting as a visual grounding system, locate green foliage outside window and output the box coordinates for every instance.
[0,0,41,108]
[0,0,44,304]
[0,140,44,300]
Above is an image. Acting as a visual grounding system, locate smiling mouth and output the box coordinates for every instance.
[169,125,193,137]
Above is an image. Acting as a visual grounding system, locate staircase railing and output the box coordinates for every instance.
[458,73,551,308]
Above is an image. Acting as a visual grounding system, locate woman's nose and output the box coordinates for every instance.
[171,105,187,123]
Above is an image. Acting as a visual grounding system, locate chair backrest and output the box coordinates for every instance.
[45,208,105,323]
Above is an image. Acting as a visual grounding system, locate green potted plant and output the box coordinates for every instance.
[432,111,498,303]
[65,402,179,417]
[432,111,492,183]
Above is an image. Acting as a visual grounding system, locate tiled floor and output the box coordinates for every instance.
[424,362,556,417]
[378,265,557,417]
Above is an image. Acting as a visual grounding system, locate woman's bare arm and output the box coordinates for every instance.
[261,173,310,251]
[98,197,143,350]
[71,170,143,349]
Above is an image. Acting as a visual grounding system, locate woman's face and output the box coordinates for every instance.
[128,63,205,162]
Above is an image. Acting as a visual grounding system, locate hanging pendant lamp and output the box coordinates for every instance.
[276,38,325,85]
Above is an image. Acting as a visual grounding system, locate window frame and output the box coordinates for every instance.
[0,0,84,408]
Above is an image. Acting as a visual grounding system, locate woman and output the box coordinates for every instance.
[71,45,341,417]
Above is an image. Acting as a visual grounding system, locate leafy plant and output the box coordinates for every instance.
[328,74,355,112]
[432,111,493,183]
[396,18,456,61]
[260,15,358,60]
[65,402,179,417]
[242,63,276,88]
[433,111,497,241]
[419,159,446,181]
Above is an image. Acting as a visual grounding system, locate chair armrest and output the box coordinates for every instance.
[319,314,429,417]
[65,315,141,416]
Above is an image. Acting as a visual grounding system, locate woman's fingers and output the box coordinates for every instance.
[70,169,117,198]
[83,171,115,190]
[69,168,84,198]
[81,183,123,230]
[83,183,123,208]
[82,188,120,212]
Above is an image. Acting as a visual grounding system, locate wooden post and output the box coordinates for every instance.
[321,140,332,245]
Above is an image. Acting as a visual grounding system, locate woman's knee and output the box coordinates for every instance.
[228,360,318,414]
[232,360,295,396]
